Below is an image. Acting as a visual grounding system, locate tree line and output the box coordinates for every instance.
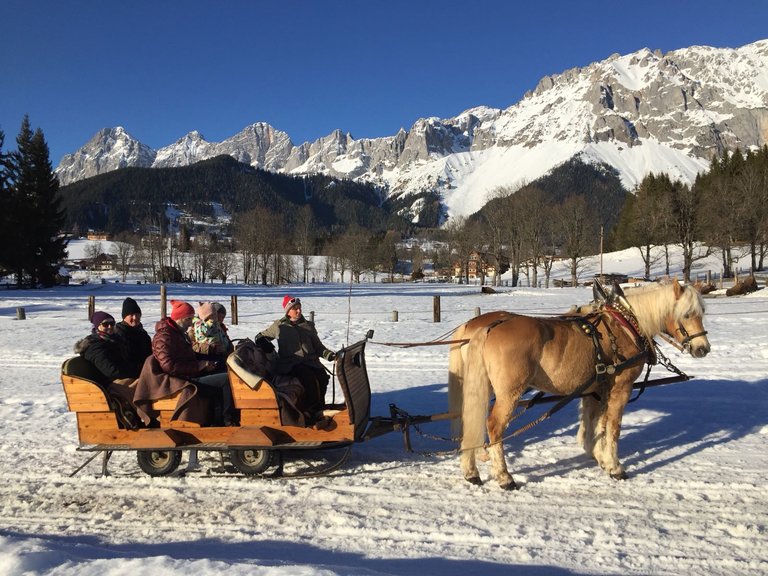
[613,146,768,281]
[0,116,67,287]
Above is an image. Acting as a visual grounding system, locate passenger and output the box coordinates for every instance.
[188,301,231,370]
[75,311,136,383]
[74,310,140,428]
[255,295,337,419]
[149,300,237,426]
[212,302,234,356]
[114,297,152,377]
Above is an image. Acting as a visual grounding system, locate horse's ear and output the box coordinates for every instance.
[671,278,682,299]
[612,281,625,299]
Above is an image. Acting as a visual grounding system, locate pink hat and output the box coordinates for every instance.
[282,295,301,313]
[170,300,194,321]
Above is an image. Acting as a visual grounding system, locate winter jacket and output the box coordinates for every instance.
[74,332,135,381]
[114,321,152,377]
[151,318,210,378]
[188,317,232,356]
[256,315,335,375]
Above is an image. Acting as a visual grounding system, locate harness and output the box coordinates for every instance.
[477,304,654,441]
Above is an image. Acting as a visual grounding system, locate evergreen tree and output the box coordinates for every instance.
[6,116,68,286]
[0,129,13,278]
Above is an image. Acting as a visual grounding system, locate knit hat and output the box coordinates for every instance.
[121,297,142,319]
[282,295,300,313]
[197,301,215,322]
[170,300,195,322]
[91,311,115,329]
[213,302,226,318]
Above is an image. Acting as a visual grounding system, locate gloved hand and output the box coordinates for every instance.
[255,336,275,353]
[323,349,337,362]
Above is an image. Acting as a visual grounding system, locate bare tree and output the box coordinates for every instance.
[111,233,136,282]
[294,205,315,283]
[84,240,102,263]
[556,196,598,285]
[516,187,552,288]
[671,180,710,282]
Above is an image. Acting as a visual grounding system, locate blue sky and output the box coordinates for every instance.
[2,0,767,166]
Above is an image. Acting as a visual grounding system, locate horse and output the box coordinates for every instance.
[447,306,594,436]
[458,279,710,490]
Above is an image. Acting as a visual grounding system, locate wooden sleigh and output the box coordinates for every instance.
[61,336,374,478]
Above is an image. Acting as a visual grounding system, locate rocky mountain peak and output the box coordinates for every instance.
[56,39,768,219]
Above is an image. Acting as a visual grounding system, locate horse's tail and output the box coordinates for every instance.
[448,324,467,438]
[460,327,491,455]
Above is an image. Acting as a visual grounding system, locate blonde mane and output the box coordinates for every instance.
[622,281,705,338]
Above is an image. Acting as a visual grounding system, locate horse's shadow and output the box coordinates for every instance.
[508,378,768,482]
[365,378,768,482]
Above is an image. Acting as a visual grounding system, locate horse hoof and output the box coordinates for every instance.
[465,475,483,486]
[500,480,519,491]
[610,470,628,481]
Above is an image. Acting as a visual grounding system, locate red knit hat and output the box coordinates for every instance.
[170,300,194,321]
[282,295,300,313]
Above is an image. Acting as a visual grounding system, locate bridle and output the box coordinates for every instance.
[665,320,708,354]
[654,315,708,354]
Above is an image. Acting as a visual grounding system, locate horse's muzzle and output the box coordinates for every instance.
[691,344,711,358]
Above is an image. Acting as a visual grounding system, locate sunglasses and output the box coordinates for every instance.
[288,298,301,308]
[100,321,116,327]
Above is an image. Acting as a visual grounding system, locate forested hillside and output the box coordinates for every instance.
[59,155,415,236]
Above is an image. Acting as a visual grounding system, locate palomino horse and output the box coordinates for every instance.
[459,279,710,490]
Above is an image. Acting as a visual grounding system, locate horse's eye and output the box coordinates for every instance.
[683,313,691,319]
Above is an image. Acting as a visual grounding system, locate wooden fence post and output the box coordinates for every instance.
[310,311,315,322]
[433,296,441,323]
[16,307,26,320]
[87,295,95,320]
[160,285,167,319]
[230,295,238,325]
[474,307,481,317]
[391,310,399,322]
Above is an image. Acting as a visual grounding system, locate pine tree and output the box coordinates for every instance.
[0,129,13,279]
[7,116,68,286]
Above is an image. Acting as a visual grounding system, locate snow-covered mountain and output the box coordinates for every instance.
[56,39,768,218]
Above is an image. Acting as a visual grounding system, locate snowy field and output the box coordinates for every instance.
[0,249,767,575]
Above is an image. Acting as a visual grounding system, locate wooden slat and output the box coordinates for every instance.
[240,409,282,427]
[150,391,183,411]
[229,372,279,410]
[131,430,178,449]
[61,375,111,412]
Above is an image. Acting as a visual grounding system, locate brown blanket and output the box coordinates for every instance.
[133,355,209,426]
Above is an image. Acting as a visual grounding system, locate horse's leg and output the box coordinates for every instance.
[592,378,633,480]
[577,395,601,458]
[486,390,522,490]
[448,339,466,439]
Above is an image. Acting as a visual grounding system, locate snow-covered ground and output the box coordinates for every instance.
[1,248,766,575]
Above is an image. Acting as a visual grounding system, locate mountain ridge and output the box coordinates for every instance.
[55,39,768,219]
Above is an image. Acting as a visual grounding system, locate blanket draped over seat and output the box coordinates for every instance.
[133,355,208,426]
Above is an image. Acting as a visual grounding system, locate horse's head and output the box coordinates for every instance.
[665,280,711,358]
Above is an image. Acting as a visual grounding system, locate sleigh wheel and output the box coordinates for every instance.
[229,448,275,475]
[136,450,182,476]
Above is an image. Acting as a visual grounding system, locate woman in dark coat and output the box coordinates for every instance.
[74,310,140,428]
[75,311,136,382]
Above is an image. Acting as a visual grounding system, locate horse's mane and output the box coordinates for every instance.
[622,281,705,338]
